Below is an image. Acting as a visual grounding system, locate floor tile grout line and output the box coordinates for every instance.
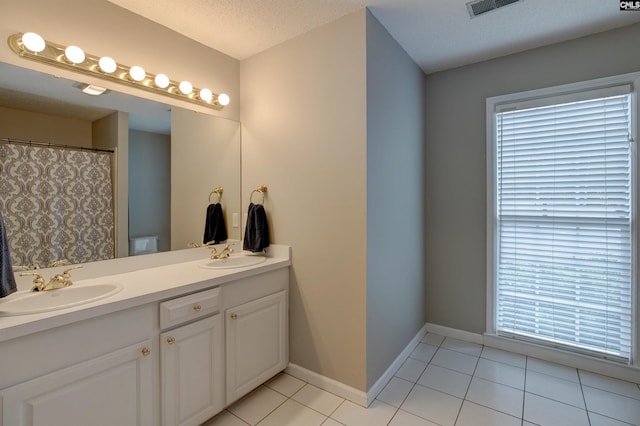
[264,374,348,422]
[252,387,291,426]
[382,336,452,425]
[382,351,431,425]
[576,368,593,426]
[522,356,528,424]
[451,342,483,426]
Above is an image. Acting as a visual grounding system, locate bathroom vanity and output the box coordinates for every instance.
[0,244,291,426]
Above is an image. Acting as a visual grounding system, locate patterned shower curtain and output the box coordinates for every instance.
[0,142,115,268]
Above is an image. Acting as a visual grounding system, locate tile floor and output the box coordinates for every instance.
[203,333,640,426]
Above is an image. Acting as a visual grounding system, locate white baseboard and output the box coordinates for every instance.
[286,323,429,408]
[285,363,368,407]
[425,322,483,344]
[366,323,429,406]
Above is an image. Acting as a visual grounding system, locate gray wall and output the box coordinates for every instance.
[128,129,171,253]
[425,22,640,334]
[365,11,426,388]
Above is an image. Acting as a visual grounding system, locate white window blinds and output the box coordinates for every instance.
[495,88,634,362]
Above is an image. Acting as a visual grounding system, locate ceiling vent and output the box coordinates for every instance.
[466,0,522,18]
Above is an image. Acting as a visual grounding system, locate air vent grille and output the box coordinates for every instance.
[466,0,521,18]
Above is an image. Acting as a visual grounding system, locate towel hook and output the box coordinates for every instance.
[208,187,223,204]
[249,185,267,205]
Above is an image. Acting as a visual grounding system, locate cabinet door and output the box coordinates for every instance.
[226,290,288,404]
[1,340,154,426]
[161,314,224,426]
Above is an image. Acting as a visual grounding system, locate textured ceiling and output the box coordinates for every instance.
[107,0,640,73]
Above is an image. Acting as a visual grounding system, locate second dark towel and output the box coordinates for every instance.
[0,210,17,298]
[243,203,269,253]
[203,203,227,244]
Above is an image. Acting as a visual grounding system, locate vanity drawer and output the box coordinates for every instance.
[160,287,221,329]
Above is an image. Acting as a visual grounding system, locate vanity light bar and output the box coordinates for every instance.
[7,32,230,110]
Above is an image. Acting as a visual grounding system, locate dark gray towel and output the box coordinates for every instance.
[203,203,227,244]
[0,211,17,298]
[243,203,269,253]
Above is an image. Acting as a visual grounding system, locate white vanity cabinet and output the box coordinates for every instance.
[223,268,289,405]
[0,250,291,426]
[159,288,224,426]
[0,305,158,426]
[0,340,154,426]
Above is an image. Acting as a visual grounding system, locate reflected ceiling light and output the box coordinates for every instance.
[178,81,192,95]
[81,84,107,96]
[21,32,45,53]
[129,65,146,82]
[217,93,230,106]
[199,88,213,103]
[64,45,85,64]
[98,56,117,73]
[8,32,229,110]
[154,73,170,89]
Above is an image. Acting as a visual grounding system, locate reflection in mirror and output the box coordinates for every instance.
[0,62,240,268]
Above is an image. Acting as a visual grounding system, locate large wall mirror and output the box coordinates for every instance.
[0,61,241,268]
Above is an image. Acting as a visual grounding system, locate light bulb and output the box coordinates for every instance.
[154,73,170,89]
[129,65,146,82]
[64,46,85,64]
[179,81,192,95]
[21,32,45,53]
[199,88,213,102]
[98,56,117,73]
[217,93,230,106]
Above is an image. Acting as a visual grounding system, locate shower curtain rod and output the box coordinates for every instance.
[0,138,115,154]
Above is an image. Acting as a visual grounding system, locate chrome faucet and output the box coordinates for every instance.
[208,244,233,260]
[21,265,83,292]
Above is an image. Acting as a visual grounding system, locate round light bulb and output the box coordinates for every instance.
[64,45,85,64]
[98,56,117,73]
[217,93,230,106]
[154,73,170,89]
[129,65,146,82]
[22,32,45,53]
[199,88,213,103]
[178,81,192,95]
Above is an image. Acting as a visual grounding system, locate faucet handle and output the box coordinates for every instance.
[62,265,83,279]
[20,272,45,292]
[13,265,30,272]
[49,259,69,268]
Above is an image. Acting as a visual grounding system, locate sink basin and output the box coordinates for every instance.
[0,283,123,316]
[198,255,267,270]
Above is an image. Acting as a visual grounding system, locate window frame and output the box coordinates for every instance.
[486,72,640,365]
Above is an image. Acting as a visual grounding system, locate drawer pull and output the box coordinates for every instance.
[167,337,175,345]
[193,304,202,312]
[230,313,238,320]
[142,347,151,357]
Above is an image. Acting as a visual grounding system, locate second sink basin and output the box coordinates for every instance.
[0,283,123,316]
[198,254,267,269]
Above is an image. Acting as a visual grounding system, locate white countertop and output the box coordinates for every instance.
[0,244,291,343]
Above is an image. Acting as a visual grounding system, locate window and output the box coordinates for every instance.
[487,75,638,363]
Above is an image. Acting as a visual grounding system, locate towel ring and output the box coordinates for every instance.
[209,187,223,203]
[250,185,267,204]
